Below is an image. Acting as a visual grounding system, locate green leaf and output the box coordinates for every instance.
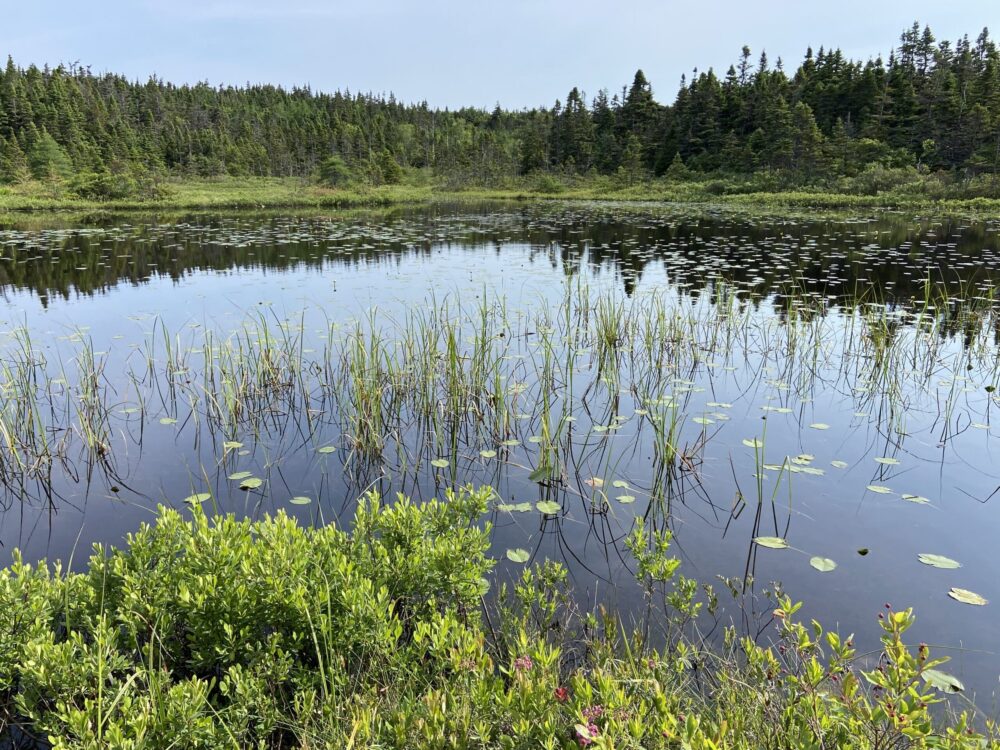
[506,548,530,563]
[183,493,211,504]
[159,417,177,425]
[430,458,449,468]
[290,496,312,505]
[902,494,930,504]
[536,500,561,515]
[223,441,243,450]
[529,465,552,482]
[479,449,497,458]
[239,477,263,490]
[917,553,961,569]
[742,438,763,448]
[497,502,533,513]
[948,588,988,606]
[616,494,636,504]
[317,446,336,454]
[754,536,789,549]
[809,556,837,572]
[830,460,849,469]
[809,423,830,430]
[227,471,252,481]
[874,457,900,465]
[611,479,629,488]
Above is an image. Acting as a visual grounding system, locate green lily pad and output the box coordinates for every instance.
[536,501,561,515]
[159,417,177,425]
[809,423,830,430]
[809,556,837,572]
[239,477,263,490]
[497,502,533,513]
[290,496,312,505]
[742,438,763,448]
[923,669,964,693]
[948,588,988,606]
[874,457,900,465]
[830,460,849,469]
[754,536,789,549]
[616,494,636,504]
[430,459,450,468]
[317,446,336,454]
[223,441,243,450]
[866,485,894,494]
[902,494,930,504]
[506,548,530,563]
[479,449,497,458]
[918,553,961,569]
[227,471,252,481]
[183,493,212,504]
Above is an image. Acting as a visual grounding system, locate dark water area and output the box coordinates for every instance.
[1,201,999,708]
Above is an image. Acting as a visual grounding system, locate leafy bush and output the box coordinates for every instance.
[0,485,994,749]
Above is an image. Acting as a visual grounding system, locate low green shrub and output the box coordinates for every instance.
[0,486,993,749]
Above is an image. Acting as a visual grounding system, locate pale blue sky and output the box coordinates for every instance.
[3,1,998,109]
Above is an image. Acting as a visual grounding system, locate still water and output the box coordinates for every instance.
[1,202,999,704]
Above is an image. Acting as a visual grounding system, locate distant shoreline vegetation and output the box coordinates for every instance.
[2,22,1000,211]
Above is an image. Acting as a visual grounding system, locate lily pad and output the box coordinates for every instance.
[809,556,837,572]
[948,587,988,606]
[918,553,961,569]
[239,477,263,490]
[809,423,830,430]
[159,417,177,425]
[742,438,763,448]
[866,485,894,494]
[290,496,312,505]
[227,471,252,481]
[506,548,530,563]
[479,449,497,458]
[536,500,561,515]
[874,457,900,465]
[183,493,212,504]
[902,494,930,504]
[923,669,965,693]
[317,446,336,454]
[223,441,243,450]
[830,460,849,469]
[430,459,450,468]
[754,536,789,549]
[616,494,636,504]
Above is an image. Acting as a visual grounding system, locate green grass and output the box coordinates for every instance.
[5,173,1000,218]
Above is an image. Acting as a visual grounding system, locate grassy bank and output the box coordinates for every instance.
[4,175,1000,218]
[0,486,993,749]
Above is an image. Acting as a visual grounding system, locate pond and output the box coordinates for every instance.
[1,201,998,704]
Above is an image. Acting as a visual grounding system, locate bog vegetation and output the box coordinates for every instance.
[0,487,996,749]
[1,23,1000,202]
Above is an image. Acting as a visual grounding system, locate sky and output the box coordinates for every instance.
[3,0,999,110]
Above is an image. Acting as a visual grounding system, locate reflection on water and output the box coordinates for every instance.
[1,202,999,705]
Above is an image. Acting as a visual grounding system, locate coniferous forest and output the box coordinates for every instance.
[2,22,1000,200]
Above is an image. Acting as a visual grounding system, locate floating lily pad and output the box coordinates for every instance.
[948,588,988,606]
[693,416,714,425]
[430,459,450,468]
[809,423,830,430]
[923,669,964,693]
[159,417,177,425]
[584,477,604,488]
[317,446,336,454]
[902,494,930,504]
[830,460,849,469]
[611,480,629,489]
[479,449,497,458]
[239,477,263,490]
[183,493,211,504]
[290,496,312,505]
[223,441,243,450]
[536,500,561,515]
[754,536,789,549]
[874,457,900,465]
[227,471,252,481]
[506,548,530,563]
[866,485,894,494]
[809,556,837,572]
[918,553,961,569]
[742,438,763,448]
[616,494,636,504]
[497,502,533,513]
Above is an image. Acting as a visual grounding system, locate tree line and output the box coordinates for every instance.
[1,22,998,196]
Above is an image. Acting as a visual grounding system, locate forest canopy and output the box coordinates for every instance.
[1,22,998,196]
